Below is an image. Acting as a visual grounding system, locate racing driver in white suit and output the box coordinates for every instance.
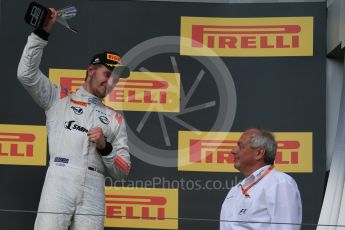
[17,9,131,230]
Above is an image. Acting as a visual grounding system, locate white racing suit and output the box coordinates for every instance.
[17,33,131,230]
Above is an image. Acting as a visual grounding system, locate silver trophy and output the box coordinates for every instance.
[56,6,77,33]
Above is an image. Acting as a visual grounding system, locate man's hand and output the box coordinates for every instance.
[88,127,106,150]
[43,8,58,33]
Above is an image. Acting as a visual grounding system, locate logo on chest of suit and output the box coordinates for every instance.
[88,97,99,105]
[99,116,110,125]
[64,120,88,133]
[71,106,83,115]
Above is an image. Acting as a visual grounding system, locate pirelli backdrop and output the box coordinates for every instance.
[0,1,326,229]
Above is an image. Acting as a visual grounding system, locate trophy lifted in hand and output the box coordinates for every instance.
[24,1,77,33]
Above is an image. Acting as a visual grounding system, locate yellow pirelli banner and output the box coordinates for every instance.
[104,187,178,229]
[0,124,47,166]
[180,16,313,57]
[178,131,313,173]
[49,69,180,112]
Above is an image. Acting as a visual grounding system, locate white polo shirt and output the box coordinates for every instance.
[220,165,302,230]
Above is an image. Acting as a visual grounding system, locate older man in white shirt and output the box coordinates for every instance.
[220,128,302,230]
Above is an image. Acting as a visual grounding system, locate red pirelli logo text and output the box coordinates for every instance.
[106,195,166,220]
[0,125,47,166]
[178,131,312,172]
[180,17,313,57]
[109,80,168,105]
[0,133,35,157]
[189,139,299,165]
[191,25,300,49]
[49,69,180,112]
[104,187,178,229]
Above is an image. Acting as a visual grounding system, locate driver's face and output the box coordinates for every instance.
[86,65,120,98]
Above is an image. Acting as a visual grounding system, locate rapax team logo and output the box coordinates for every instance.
[178,131,313,173]
[0,124,47,166]
[180,16,313,57]
[105,187,178,229]
[49,69,180,112]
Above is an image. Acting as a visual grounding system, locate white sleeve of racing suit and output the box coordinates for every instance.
[102,113,131,180]
[17,32,59,111]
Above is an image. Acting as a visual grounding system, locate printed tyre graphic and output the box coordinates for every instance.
[122,36,237,167]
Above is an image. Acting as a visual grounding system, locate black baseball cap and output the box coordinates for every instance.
[90,52,130,78]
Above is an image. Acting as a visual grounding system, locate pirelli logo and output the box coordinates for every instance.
[106,53,121,62]
[180,17,313,56]
[105,187,178,229]
[0,124,47,166]
[49,69,180,112]
[178,131,312,172]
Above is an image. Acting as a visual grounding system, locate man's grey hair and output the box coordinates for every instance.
[248,128,277,165]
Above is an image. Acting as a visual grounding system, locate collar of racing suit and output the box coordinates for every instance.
[76,86,102,105]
